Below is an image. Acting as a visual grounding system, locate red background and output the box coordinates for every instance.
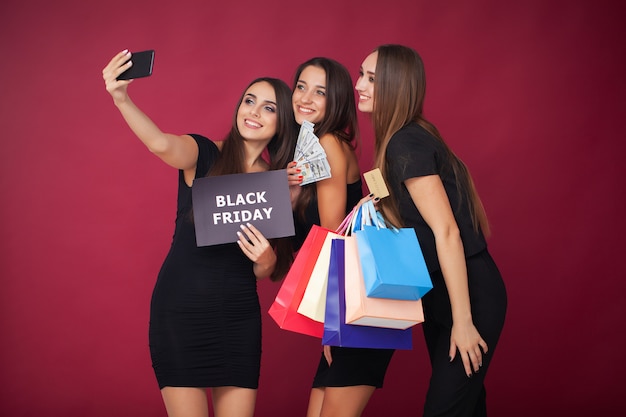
[1,0,624,415]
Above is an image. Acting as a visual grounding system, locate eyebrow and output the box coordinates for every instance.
[297,79,326,90]
[360,66,375,75]
[245,93,277,106]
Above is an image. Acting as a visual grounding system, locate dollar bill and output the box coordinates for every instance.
[294,121,332,185]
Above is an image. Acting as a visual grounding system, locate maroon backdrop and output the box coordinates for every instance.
[1,0,624,415]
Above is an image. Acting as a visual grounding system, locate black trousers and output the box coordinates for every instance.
[421,250,507,417]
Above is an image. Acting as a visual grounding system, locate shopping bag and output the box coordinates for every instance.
[297,233,343,323]
[296,209,354,323]
[268,225,331,338]
[355,201,432,300]
[322,239,413,349]
[344,235,424,329]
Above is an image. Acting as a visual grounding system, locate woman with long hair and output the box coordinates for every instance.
[287,57,395,417]
[355,44,507,416]
[102,50,297,417]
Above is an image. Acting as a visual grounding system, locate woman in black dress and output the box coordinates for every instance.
[102,50,296,417]
[286,57,394,417]
[354,44,507,416]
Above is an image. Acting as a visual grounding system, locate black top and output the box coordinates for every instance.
[292,179,363,250]
[385,122,486,273]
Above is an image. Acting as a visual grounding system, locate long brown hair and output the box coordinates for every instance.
[291,58,360,221]
[208,77,297,281]
[371,44,490,236]
[209,77,297,176]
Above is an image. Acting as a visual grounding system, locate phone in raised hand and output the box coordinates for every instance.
[117,50,155,80]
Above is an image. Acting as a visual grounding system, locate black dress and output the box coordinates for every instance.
[294,179,395,389]
[149,134,261,389]
[386,122,507,415]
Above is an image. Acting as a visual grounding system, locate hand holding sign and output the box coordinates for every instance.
[236,223,276,269]
[192,170,295,246]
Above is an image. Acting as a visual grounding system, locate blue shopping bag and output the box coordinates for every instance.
[322,238,413,350]
[354,201,432,301]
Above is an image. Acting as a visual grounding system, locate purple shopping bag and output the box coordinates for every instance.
[322,239,413,349]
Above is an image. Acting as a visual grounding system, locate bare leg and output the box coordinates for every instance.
[309,386,376,417]
[306,387,326,417]
[211,386,257,417]
[161,387,209,417]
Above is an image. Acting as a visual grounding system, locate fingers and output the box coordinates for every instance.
[323,345,333,365]
[236,223,270,261]
[461,354,473,378]
[454,345,476,378]
[450,340,488,377]
[462,346,488,377]
[236,224,253,256]
[357,193,375,207]
[102,50,131,78]
[467,346,482,376]
[479,339,488,355]
[448,342,457,363]
[287,161,303,186]
[102,50,133,94]
[449,341,475,377]
[102,49,129,73]
[239,223,267,245]
[355,193,381,211]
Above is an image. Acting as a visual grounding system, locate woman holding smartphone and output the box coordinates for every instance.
[102,50,297,417]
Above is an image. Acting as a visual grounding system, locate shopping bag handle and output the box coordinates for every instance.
[362,200,387,230]
[344,199,385,236]
[335,206,356,235]
[361,200,403,234]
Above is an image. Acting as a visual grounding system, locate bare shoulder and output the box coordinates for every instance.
[318,133,345,156]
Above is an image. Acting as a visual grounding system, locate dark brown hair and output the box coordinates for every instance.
[291,58,360,220]
[209,77,297,176]
[209,77,297,281]
[370,44,489,236]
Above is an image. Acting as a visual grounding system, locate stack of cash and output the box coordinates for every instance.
[294,121,332,186]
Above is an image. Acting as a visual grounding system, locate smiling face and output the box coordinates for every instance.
[355,51,377,113]
[292,65,327,125]
[236,81,278,142]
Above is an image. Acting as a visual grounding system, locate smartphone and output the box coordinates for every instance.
[117,50,155,80]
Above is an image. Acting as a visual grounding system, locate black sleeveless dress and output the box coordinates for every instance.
[293,179,396,388]
[149,134,261,389]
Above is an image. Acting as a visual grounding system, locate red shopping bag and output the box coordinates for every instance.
[268,225,332,338]
[297,233,343,323]
[296,209,354,322]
